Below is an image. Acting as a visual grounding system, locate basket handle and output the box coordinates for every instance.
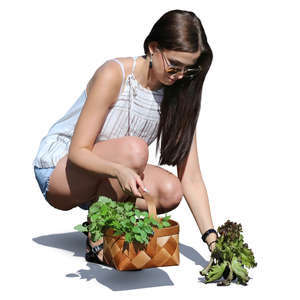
[138,186,161,223]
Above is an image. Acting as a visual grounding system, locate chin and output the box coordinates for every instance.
[163,77,176,85]
[169,77,177,83]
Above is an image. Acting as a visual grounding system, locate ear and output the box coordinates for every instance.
[148,41,159,54]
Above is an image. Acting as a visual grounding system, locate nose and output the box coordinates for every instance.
[170,68,184,81]
[176,68,185,79]
[177,73,184,79]
[174,73,184,80]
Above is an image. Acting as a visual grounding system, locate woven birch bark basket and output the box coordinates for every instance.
[88,187,180,271]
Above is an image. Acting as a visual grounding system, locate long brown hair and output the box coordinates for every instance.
[143,9,213,166]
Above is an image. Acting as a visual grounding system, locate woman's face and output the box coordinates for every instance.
[152,47,201,85]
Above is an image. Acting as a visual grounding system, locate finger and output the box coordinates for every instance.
[133,176,144,197]
[135,175,145,190]
[116,177,125,191]
[133,188,142,198]
[124,185,133,195]
[138,186,147,197]
[131,180,143,198]
[135,175,149,194]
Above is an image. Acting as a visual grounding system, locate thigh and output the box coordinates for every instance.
[46,136,148,211]
[46,154,104,210]
[130,164,183,214]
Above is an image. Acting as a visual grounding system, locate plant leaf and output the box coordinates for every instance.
[140,211,148,217]
[74,224,88,232]
[162,215,171,221]
[76,197,172,246]
[135,234,142,242]
[143,226,154,234]
[205,261,227,283]
[124,202,133,211]
[98,195,112,203]
[231,256,249,283]
[132,226,142,234]
[162,221,170,227]
[140,230,147,238]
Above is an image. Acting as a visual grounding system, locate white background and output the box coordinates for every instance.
[1,0,299,298]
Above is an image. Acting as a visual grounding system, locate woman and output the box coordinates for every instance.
[33,9,218,264]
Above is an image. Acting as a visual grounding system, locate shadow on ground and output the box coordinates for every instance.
[33,232,209,290]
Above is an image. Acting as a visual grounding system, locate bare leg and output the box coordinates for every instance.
[46,136,148,211]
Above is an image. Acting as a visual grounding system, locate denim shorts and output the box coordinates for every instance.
[33,166,89,210]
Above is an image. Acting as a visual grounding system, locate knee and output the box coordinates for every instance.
[46,195,75,211]
[125,136,149,172]
[159,178,183,210]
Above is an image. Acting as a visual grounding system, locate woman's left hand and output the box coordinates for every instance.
[208,240,217,252]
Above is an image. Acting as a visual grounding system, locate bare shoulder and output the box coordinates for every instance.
[86,56,135,96]
[113,56,135,75]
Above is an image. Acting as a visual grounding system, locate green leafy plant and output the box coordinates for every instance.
[200,220,257,286]
[74,196,171,246]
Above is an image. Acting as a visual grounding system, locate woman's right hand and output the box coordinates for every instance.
[115,165,148,198]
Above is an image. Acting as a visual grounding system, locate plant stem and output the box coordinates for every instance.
[200,257,214,276]
[218,262,233,286]
[226,262,233,282]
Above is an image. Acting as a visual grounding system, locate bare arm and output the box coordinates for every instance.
[68,60,124,178]
[177,130,217,250]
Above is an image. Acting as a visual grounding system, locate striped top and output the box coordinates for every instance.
[32,56,165,168]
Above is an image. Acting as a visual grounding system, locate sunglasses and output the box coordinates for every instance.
[159,49,202,79]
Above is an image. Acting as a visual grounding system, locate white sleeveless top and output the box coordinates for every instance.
[33,56,165,168]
